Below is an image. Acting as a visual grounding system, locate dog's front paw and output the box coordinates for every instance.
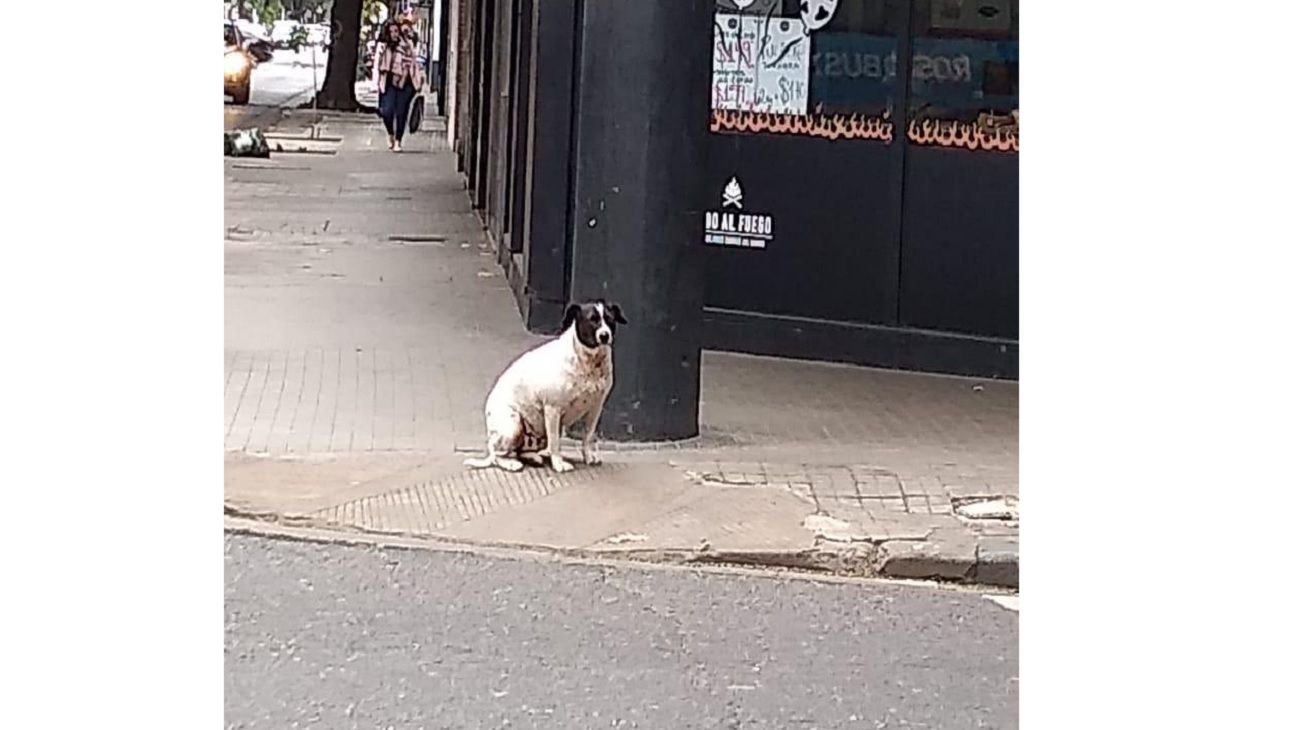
[550,457,575,473]
[496,457,525,472]
[584,452,602,466]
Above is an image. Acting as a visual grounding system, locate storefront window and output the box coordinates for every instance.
[906,0,1018,152]
[710,1,906,143]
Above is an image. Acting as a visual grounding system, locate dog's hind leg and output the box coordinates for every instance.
[494,456,524,472]
[515,429,547,467]
[464,437,526,472]
[517,451,545,467]
[462,436,498,469]
[465,411,527,471]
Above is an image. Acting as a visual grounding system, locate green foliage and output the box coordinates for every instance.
[249,0,284,28]
[363,0,386,24]
[285,0,334,23]
[287,25,311,52]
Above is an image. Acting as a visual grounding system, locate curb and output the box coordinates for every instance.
[224,514,1014,597]
[226,103,284,132]
[281,84,320,111]
[874,533,1019,588]
[223,503,1018,590]
[225,86,320,134]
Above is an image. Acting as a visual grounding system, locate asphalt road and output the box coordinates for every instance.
[225,533,1018,729]
[225,49,328,130]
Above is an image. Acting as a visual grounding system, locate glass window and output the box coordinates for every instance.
[710,1,906,143]
[906,0,1018,152]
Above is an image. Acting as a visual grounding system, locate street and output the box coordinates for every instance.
[225,49,328,130]
[225,533,1018,729]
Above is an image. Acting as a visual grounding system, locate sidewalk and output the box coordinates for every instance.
[224,110,1019,588]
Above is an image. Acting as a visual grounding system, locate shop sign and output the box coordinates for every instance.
[704,177,773,250]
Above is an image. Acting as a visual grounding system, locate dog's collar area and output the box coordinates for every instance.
[565,328,611,364]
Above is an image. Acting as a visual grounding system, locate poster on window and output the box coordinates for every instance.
[711,13,809,116]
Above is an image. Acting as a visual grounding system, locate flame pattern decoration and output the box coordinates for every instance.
[906,118,1019,153]
[709,109,1020,154]
[709,109,894,143]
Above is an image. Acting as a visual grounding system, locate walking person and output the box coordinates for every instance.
[373,20,422,152]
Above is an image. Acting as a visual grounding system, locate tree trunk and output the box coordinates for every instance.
[315,0,364,110]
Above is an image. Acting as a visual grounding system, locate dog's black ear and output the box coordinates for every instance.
[562,303,582,331]
[609,303,628,325]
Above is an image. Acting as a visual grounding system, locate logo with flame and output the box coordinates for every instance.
[722,177,743,208]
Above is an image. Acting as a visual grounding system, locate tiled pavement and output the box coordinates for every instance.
[224,110,1018,585]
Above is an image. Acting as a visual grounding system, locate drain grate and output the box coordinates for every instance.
[229,162,313,171]
[274,148,338,156]
[388,234,447,244]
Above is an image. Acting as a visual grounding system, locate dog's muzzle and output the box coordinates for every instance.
[597,331,611,345]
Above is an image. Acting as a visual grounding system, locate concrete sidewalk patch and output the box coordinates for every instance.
[875,528,978,581]
[315,462,651,538]
[224,451,467,517]
[224,451,1018,588]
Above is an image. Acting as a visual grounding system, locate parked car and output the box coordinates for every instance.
[246,37,275,63]
[236,19,275,58]
[224,21,254,104]
[234,19,268,42]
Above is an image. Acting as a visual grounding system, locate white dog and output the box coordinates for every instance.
[464,300,627,472]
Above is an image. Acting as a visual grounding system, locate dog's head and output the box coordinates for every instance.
[563,300,627,349]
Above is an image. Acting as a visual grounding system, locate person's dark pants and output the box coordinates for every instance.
[379,81,416,142]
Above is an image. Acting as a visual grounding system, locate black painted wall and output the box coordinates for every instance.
[456,0,1019,379]
[900,147,1018,338]
[704,133,902,326]
[702,0,1018,361]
